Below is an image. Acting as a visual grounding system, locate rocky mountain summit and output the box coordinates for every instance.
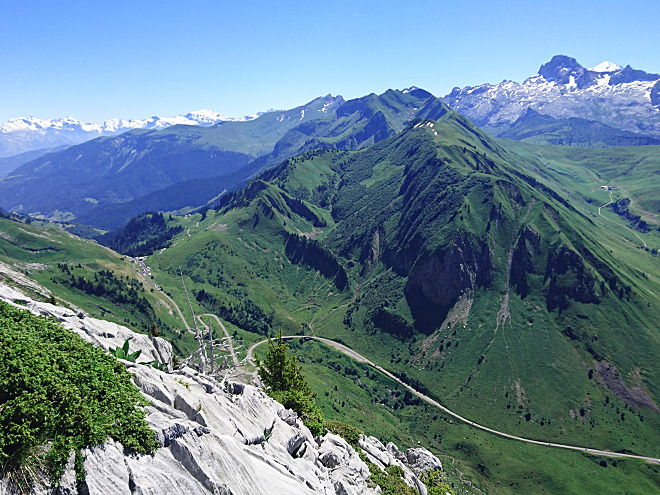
[443,55,660,136]
[0,281,443,495]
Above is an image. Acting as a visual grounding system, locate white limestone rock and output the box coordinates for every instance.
[0,282,440,495]
[359,435,443,495]
[0,281,173,370]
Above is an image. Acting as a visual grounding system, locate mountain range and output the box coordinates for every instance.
[0,109,258,159]
[1,69,660,493]
[4,55,659,164]
[142,106,660,493]
[0,90,452,229]
[443,55,660,137]
[0,96,660,493]
[1,55,659,231]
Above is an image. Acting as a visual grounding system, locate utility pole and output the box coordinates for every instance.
[198,314,216,375]
[180,266,206,374]
[208,319,215,374]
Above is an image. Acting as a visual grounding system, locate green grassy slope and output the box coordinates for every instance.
[143,109,660,492]
[0,216,194,352]
[0,90,446,229]
[260,339,660,495]
[503,140,660,226]
[3,106,660,493]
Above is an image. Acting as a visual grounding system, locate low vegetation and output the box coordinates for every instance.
[0,300,157,489]
[325,420,363,448]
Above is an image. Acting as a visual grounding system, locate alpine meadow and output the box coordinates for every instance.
[1,44,660,495]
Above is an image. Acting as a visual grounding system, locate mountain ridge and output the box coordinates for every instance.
[443,54,660,136]
[0,109,260,158]
[0,90,451,229]
[2,107,660,493]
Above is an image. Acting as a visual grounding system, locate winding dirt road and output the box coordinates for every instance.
[132,262,190,330]
[248,335,660,466]
[598,190,647,248]
[198,313,240,366]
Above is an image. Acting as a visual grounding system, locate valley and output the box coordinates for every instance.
[2,85,660,494]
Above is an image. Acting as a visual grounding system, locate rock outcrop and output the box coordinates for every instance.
[0,282,443,495]
[405,233,492,332]
[360,436,444,495]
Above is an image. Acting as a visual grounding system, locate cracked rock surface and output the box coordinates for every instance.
[0,282,442,495]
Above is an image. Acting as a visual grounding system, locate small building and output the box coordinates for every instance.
[600,185,616,190]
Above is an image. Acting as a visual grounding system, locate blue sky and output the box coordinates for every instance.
[1,0,659,123]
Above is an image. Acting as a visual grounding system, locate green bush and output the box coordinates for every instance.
[325,420,363,448]
[358,451,416,495]
[0,301,158,488]
[420,469,455,495]
[271,389,324,437]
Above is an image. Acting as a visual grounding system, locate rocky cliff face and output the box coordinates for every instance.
[443,55,660,136]
[405,233,492,332]
[0,282,442,495]
[543,245,601,312]
[510,226,542,299]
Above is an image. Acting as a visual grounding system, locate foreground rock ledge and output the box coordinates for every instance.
[0,282,442,495]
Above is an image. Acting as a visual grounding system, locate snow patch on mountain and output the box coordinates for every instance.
[0,110,259,158]
[590,61,622,72]
[0,110,253,135]
[443,55,660,136]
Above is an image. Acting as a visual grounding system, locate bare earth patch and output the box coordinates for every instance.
[596,362,659,411]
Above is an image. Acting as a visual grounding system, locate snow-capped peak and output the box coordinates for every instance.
[0,110,262,157]
[0,109,257,135]
[183,109,230,124]
[590,61,621,73]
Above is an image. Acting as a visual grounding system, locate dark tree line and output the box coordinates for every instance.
[284,233,348,291]
[195,288,274,335]
[608,198,650,232]
[56,264,159,328]
[97,212,183,256]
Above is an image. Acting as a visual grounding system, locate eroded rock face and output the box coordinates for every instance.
[0,282,443,495]
[405,233,492,332]
[0,284,375,494]
[359,436,444,495]
[72,363,378,495]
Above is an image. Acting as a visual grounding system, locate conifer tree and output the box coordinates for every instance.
[258,331,323,435]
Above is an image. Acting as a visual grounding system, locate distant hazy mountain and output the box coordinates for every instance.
[4,76,660,229]
[0,110,258,158]
[443,55,660,137]
[497,108,660,147]
[0,145,69,177]
[1,91,450,228]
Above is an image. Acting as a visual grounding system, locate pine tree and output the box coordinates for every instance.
[258,331,323,435]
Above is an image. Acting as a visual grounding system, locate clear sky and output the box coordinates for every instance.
[1,0,659,123]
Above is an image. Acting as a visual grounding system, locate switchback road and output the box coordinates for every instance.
[199,313,240,366]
